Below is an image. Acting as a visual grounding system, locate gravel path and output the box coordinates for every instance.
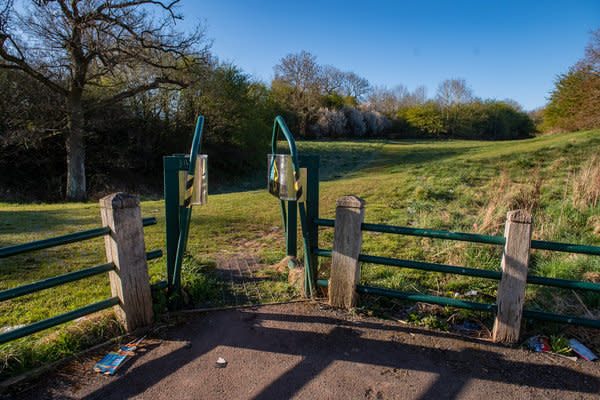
[3,302,600,399]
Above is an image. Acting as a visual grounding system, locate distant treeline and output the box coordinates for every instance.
[271,51,535,141]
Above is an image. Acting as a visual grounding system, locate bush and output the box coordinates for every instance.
[311,105,391,138]
[393,100,535,140]
[343,105,366,137]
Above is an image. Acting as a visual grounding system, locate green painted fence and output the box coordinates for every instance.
[312,216,600,328]
[0,217,163,344]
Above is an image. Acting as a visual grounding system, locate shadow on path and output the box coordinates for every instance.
[77,304,599,400]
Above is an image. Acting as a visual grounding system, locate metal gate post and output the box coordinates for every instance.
[286,200,297,267]
[299,154,320,296]
[163,154,189,297]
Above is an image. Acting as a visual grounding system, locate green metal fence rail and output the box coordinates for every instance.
[314,281,600,329]
[313,218,600,328]
[313,249,600,292]
[314,218,505,246]
[0,298,121,345]
[314,218,600,256]
[0,217,163,345]
[0,217,157,258]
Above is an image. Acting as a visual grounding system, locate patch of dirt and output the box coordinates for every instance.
[2,302,600,400]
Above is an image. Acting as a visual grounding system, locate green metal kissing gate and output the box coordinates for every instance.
[164,116,321,301]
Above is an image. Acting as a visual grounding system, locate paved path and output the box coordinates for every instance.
[214,255,266,306]
[4,302,600,399]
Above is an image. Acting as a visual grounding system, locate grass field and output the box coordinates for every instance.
[1,129,600,376]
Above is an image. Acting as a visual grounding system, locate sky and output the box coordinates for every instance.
[178,1,599,111]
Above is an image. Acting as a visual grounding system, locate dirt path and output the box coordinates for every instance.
[3,302,600,399]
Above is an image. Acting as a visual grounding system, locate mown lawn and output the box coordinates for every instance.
[1,129,600,376]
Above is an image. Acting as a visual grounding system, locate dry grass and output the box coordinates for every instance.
[478,170,543,235]
[587,215,600,235]
[572,156,600,210]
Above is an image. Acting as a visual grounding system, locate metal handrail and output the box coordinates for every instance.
[0,216,163,344]
[271,116,299,173]
[355,285,600,329]
[0,262,115,302]
[316,280,600,329]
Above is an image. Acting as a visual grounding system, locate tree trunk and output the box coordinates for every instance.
[66,91,86,201]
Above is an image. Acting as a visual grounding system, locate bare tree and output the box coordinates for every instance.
[0,0,209,200]
[341,71,369,102]
[578,28,600,73]
[273,50,322,136]
[274,50,321,95]
[436,78,473,108]
[366,84,428,115]
[408,85,427,106]
[435,79,473,134]
[320,65,345,95]
[366,85,398,115]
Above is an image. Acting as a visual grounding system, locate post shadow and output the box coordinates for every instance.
[80,309,599,400]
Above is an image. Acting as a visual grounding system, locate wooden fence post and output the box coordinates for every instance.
[493,209,533,343]
[100,193,153,332]
[329,195,366,309]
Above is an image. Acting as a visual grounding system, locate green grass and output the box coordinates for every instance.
[2,129,600,376]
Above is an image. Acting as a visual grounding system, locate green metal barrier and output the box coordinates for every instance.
[316,280,600,329]
[0,298,121,345]
[314,218,505,246]
[266,117,318,297]
[270,116,301,266]
[313,249,600,292]
[314,218,600,256]
[0,217,163,344]
[0,217,156,258]
[313,215,600,328]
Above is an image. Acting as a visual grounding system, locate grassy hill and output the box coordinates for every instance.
[1,129,599,376]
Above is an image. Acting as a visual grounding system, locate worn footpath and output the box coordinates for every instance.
[3,302,600,399]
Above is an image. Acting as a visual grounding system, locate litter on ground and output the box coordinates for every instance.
[569,339,598,361]
[93,336,145,375]
[214,357,228,368]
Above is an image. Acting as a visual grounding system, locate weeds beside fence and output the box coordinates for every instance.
[317,195,600,344]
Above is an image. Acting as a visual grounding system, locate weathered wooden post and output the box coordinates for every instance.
[100,193,153,332]
[329,195,366,309]
[493,209,533,343]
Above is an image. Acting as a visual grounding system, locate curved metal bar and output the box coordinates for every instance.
[172,115,205,293]
[271,116,299,173]
[187,115,205,175]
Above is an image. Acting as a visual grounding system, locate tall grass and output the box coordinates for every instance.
[572,155,600,210]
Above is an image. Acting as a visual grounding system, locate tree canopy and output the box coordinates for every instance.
[0,0,210,200]
[544,30,600,132]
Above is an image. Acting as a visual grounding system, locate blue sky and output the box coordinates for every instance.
[179,1,599,111]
